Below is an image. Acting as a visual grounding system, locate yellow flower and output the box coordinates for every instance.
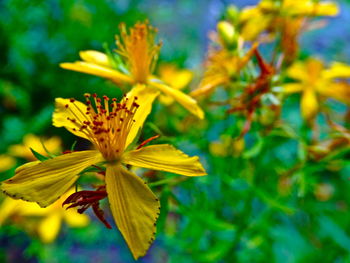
[60,22,203,119]
[1,89,206,259]
[282,58,350,120]
[239,0,338,61]
[0,189,89,243]
[157,63,193,105]
[9,134,62,161]
[191,42,258,97]
[0,134,62,173]
[239,0,339,41]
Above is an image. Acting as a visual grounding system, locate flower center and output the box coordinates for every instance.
[115,22,162,84]
[66,94,139,161]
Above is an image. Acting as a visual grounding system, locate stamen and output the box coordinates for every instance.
[63,186,112,229]
[66,94,139,161]
[115,22,162,83]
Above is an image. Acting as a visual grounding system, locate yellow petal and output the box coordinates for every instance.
[306,58,324,82]
[191,75,227,97]
[9,134,62,161]
[60,62,133,84]
[1,150,103,207]
[320,82,350,104]
[323,62,350,79]
[280,0,338,16]
[79,50,111,67]
[123,84,160,149]
[287,61,309,81]
[240,13,271,41]
[52,98,92,141]
[16,200,50,216]
[159,64,193,89]
[169,70,193,89]
[312,2,339,16]
[0,155,16,172]
[64,208,90,227]
[38,213,62,243]
[158,94,175,105]
[122,144,207,177]
[150,81,204,119]
[301,89,318,120]
[282,83,303,93]
[0,198,22,225]
[105,164,160,260]
[239,6,261,22]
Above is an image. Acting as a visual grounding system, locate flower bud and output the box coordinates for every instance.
[217,21,236,46]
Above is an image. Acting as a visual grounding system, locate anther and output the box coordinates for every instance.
[70,98,75,103]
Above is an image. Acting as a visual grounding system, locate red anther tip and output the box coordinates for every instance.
[103,95,109,101]
[112,98,117,102]
[93,93,97,98]
[134,96,138,100]
[65,104,69,108]
[70,98,75,103]
[84,93,91,98]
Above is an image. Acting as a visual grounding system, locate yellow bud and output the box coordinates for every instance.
[232,138,245,157]
[209,141,228,157]
[278,176,292,196]
[217,21,236,46]
[314,183,334,202]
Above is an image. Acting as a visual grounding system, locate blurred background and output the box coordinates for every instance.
[1,0,350,262]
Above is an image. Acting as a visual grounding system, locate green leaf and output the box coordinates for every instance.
[30,148,50,161]
[70,141,77,151]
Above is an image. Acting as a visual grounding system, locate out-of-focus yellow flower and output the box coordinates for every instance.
[157,64,193,105]
[191,42,257,97]
[60,22,203,119]
[0,134,63,173]
[9,134,62,161]
[282,58,350,121]
[1,91,206,259]
[239,0,338,61]
[240,0,338,41]
[0,189,89,243]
